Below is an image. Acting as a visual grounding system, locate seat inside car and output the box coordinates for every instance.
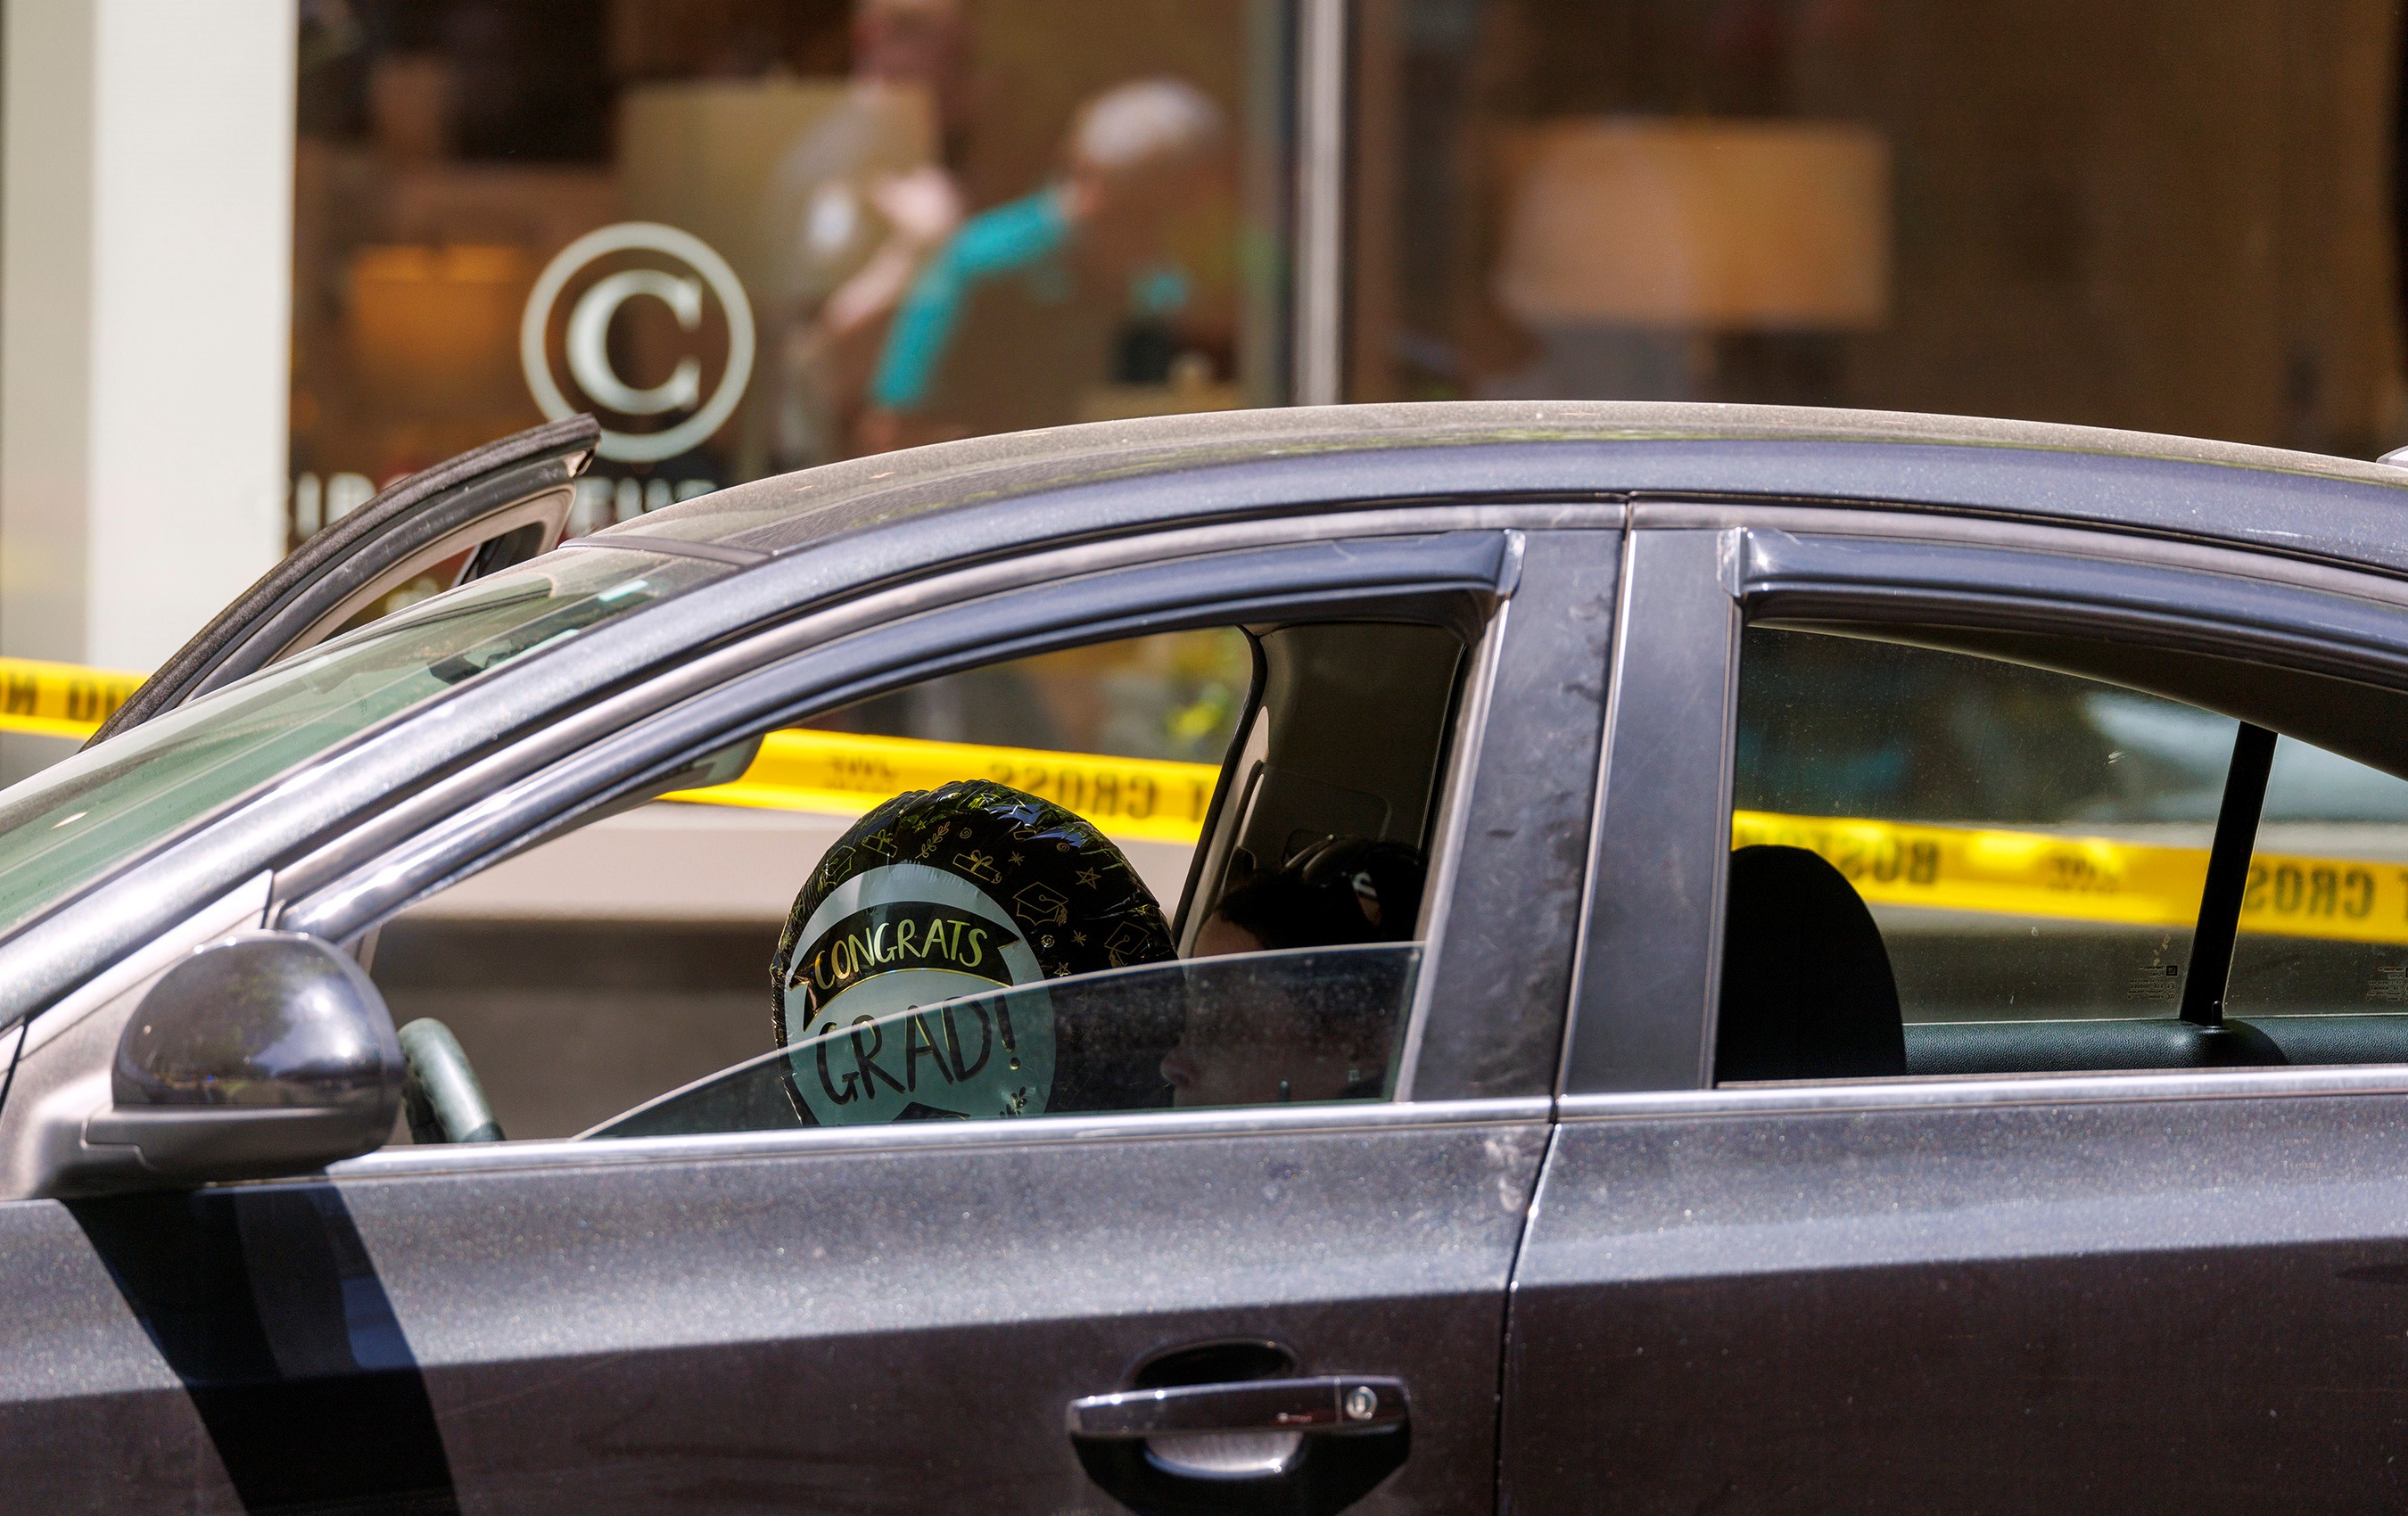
[1714,845,1909,1083]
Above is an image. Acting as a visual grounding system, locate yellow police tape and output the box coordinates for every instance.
[8,653,2404,944]
[671,729,1221,845]
[1733,809,2408,947]
[0,656,143,742]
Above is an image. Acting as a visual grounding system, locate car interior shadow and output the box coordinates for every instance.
[66,1183,460,1516]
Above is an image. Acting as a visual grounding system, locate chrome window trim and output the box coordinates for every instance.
[1555,1065,2408,1124]
[326,1096,1554,1183]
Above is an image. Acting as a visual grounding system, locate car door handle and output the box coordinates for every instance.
[1068,1377,1410,1516]
[1067,1376,1408,1438]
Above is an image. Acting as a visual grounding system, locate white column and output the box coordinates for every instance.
[2,0,295,685]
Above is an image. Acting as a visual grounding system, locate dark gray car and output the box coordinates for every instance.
[7,401,2408,1513]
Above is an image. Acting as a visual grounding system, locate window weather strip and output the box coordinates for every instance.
[2179,721,2278,1026]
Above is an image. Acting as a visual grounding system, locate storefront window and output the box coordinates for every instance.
[1348,0,2407,457]
[291,0,1293,546]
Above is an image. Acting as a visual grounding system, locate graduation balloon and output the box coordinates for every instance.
[772,779,1175,1125]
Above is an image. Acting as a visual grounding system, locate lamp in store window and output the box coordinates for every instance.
[1493,118,1891,330]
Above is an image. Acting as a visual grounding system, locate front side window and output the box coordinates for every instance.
[370,617,1471,1142]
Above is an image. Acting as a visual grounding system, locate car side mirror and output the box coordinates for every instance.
[60,933,403,1195]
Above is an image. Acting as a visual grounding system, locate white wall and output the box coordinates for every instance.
[2,0,296,680]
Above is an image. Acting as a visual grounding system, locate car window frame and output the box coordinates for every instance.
[92,416,598,744]
[1565,502,2408,1107]
[261,513,1571,1163]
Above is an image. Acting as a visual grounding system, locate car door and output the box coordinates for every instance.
[1505,515,2408,1512]
[87,415,596,743]
[0,520,1620,1515]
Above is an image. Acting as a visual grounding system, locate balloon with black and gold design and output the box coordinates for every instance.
[771,779,1175,1125]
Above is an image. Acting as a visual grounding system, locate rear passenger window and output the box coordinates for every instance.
[1734,628,2230,1029]
[1720,624,2408,1083]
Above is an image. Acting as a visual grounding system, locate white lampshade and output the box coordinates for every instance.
[1495,117,1892,330]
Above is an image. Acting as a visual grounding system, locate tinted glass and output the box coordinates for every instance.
[0,549,718,939]
[372,618,1465,1141]
[1734,626,2231,1024]
[2226,738,2408,1023]
[590,945,1417,1137]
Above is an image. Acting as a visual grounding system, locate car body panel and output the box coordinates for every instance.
[1508,1086,2408,1513]
[0,1104,1546,1513]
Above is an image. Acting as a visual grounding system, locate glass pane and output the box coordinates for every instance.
[590,943,1418,1137]
[0,550,719,939]
[1349,1,2404,460]
[292,1,1292,544]
[374,618,1464,1141]
[1734,626,2231,1024]
[2226,738,2408,1023]
[805,628,1255,762]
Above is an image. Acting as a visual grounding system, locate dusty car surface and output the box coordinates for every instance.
[7,400,2408,1512]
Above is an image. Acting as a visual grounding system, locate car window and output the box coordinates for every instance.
[593,946,1417,1137]
[0,548,720,943]
[1721,622,2408,1083]
[2225,740,2408,1026]
[1734,626,2231,1027]
[369,619,1469,1142]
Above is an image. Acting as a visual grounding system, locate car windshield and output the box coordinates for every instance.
[0,548,722,941]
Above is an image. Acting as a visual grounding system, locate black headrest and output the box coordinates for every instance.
[1715,845,1906,1083]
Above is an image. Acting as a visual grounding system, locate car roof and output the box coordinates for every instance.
[593,400,2408,578]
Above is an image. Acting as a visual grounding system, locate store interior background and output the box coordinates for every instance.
[286,0,2408,524]
[1348,0,2404,460]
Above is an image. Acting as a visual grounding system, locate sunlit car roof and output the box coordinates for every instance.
[589,400,2408,575]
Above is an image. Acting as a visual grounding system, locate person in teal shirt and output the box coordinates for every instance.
[860,78,1226,449]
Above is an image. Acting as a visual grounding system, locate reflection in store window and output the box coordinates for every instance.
[1347,0,2408,460]
[291,0,1292,547]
